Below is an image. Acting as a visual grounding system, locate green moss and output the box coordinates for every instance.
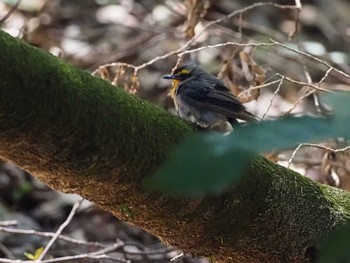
[321,186,350,218]
[119,203,134,220]
[0,29,192,179]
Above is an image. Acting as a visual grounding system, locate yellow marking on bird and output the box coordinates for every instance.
[177,69,190,75]
[170,79,180,99]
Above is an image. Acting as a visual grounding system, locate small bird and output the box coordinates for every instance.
[163,64,258,128]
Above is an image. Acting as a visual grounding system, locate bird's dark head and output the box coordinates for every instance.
[163,64,200,81]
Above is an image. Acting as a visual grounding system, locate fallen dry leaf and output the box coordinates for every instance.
[184,0,210,39]
[218,46,266,103]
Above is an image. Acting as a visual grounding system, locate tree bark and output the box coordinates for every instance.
[0,29,350,263]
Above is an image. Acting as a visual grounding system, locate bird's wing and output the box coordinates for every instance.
[179,78,258,122]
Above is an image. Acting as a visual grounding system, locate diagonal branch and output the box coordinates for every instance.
[1,29,350,263]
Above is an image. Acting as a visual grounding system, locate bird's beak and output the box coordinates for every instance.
[163,74,178,80]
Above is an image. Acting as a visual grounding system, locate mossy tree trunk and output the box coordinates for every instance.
[0,30,350,263]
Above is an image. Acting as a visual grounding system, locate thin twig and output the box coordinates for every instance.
[299,143,350,153]
[170,252,184,261]
[91,2,350,97]
[184,2,298,50]
[173,3,298,68]
[0,226,106,248]
[180,42,275,55]
[276,73,332,93]
[0,242,128,263]
[0,243,15,260]
[0,221,17,227]
[271,39,350,80]
[95,3,298,73]
[0,0,22,25]
[294,0,302,9]
[284,67,333,116]
[36,198,84,261]
[287,143,350,168]
[319,67,333,84]
[238,79,282,98]
[261,77,284,120]
[287,144,304,168]
[284,88,316,116]
[91,63,137,77]
[288,0,302,39]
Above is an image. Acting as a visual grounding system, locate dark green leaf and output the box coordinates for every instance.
[318,224,350,263]
[231,116,335,152]
[145,133,256,196]
[145,92,350,196]
[323,91,349,117]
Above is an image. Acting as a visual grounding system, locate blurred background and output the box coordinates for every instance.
[1,0,350,262]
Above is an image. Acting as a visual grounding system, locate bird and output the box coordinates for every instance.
[163,64,258,129]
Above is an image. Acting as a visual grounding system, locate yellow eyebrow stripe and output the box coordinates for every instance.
[177,69,190,75]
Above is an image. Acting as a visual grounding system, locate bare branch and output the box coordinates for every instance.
[0,242,127,263]
[271,39,350,80]
[238,79,282,98]
[0,0,22,26]
[0,243,15,260]
[0,226,106,248]
[284,67,333,116]
[284,89,316,116]
[261,77,284,120]
[287,143,350,169]
[180,42,275,55]
[36,198,84,261]
[288,143,305,168]
[276,73,333,93]
[295,0,302,9]
[185,2,298,50]
[0,221,17,227]
[288,0,302,39]
[93,3,299,73]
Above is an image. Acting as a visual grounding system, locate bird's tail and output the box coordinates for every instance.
[228,110,259,127]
